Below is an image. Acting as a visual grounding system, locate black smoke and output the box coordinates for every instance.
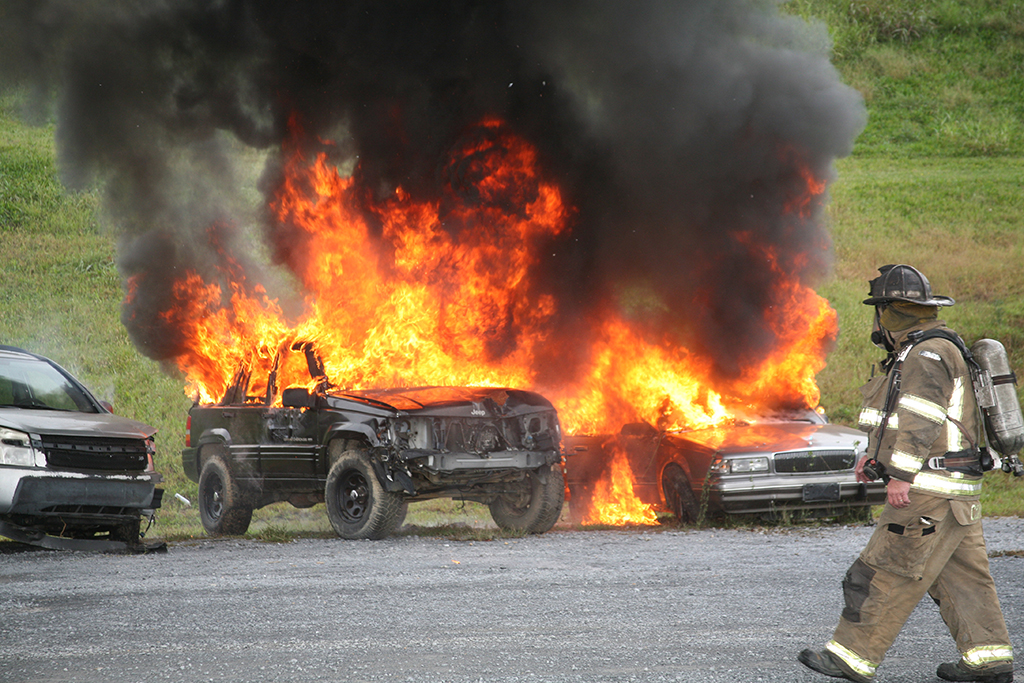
[0,0,865,385]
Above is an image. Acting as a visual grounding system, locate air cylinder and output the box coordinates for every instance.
[971,339,1024,456]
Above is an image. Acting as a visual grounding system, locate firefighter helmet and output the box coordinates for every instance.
[862,264,954,307]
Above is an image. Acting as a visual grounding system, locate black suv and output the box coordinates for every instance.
[182,343,565,539]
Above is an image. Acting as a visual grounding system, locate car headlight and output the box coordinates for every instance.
[712,456,770,474]
[0,428,45,467]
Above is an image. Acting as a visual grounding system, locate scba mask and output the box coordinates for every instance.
[871,305,895,352]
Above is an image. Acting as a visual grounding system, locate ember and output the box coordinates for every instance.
[2,1,866,526]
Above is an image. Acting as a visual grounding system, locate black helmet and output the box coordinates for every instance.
[863,264,954,307]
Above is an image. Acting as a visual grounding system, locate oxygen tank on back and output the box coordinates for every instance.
[970,339,1024,458]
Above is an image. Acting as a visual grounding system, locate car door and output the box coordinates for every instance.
[258,404,319,489]
[613,423,664,504]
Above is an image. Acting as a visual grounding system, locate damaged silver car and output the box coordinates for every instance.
[565,409,886,524]
[0,346,163,550]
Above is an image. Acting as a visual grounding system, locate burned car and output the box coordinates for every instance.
[182,343,565,540]
[564,409,886,524]
[0,346,163,550]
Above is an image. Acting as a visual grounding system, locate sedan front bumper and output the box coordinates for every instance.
[708,473,886,514]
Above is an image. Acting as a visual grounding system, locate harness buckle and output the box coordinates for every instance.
[927,456,946,470]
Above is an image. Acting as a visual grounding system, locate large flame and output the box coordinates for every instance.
[147,117,835,525]
[584,444,659,526]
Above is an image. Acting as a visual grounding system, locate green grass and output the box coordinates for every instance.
[2,3,1023,543]
[785,0,1024,157]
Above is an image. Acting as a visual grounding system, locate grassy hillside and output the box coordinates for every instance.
[790,0,1024,515]
[2,0,1022,534]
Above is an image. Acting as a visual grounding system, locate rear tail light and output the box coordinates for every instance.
[145,437,157,472]
[185,414,191,448]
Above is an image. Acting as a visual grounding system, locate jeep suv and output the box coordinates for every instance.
[182,343,565,539]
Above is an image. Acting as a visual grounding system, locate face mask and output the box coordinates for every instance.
[879,302,938,332]
[871,307,894,351]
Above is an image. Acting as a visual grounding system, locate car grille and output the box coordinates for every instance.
[41,435,149,472]
[443,417,557,454]
[774,449,856,474]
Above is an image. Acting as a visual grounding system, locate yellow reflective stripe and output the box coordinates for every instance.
[963,644,1014,666]
[859,407,882,428]
[890,449,924,472]
[859,408,898,430]
[947,377,966,451]
[826,640,877,678]
[900,393,947,424]
[912,471,983,497]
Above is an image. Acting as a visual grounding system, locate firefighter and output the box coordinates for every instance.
[798,265,1014,683]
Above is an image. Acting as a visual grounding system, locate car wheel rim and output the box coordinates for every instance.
[340,471,369,523]
[205,479,224,521]
[501,473,534,513]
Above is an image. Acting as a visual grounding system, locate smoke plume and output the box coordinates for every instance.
[0,0,865,388]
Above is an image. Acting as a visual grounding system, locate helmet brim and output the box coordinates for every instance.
[862,295,955,307]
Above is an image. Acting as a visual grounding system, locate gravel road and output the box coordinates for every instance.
[1,518,1021,683]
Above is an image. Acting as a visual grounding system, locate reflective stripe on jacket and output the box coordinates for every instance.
[857,321,983,500]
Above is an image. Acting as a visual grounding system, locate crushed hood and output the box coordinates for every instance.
[333,386,555,413]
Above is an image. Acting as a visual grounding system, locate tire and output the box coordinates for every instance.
[488,464,565,534]
[662,464,699,525]
[111,517,141,545]
[198,457,254,535]
[325,450,405,540]
[848,505,876,524]
[394,501,409,531]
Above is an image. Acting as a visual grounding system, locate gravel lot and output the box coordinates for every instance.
[1,518,1021,683]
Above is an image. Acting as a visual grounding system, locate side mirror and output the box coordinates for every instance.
[282,387,314,409]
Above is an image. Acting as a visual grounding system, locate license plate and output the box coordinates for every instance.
[802,483,841,502]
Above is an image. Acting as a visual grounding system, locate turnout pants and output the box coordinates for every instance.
[826,492,1013,679]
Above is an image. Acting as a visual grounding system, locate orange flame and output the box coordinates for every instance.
[150,117,836,525]
[584,444,658,526]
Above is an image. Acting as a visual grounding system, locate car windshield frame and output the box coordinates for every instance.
[0,354,100,413]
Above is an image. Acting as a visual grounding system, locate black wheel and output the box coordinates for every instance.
[111,517,141,545]
[394,501,409,531]
[198,457,254,535]
[848,505,876,524]
[662,464,699,525]
[488,465,565,534]
[325,450,405,540]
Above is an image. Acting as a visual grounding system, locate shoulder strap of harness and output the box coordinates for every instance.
[904,328,990,458]
[872,328,983,462]
[906,328,975,368]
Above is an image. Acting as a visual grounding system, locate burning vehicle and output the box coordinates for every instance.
[182,342,564,540]
[565,409,886,525]
[4,4,873,532]
[0,346,163,550]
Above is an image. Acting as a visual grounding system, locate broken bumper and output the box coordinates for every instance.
[0,466,161,519]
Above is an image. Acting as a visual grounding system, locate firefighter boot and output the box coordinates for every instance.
[937,660,1013,683]
[798,649,872,683]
